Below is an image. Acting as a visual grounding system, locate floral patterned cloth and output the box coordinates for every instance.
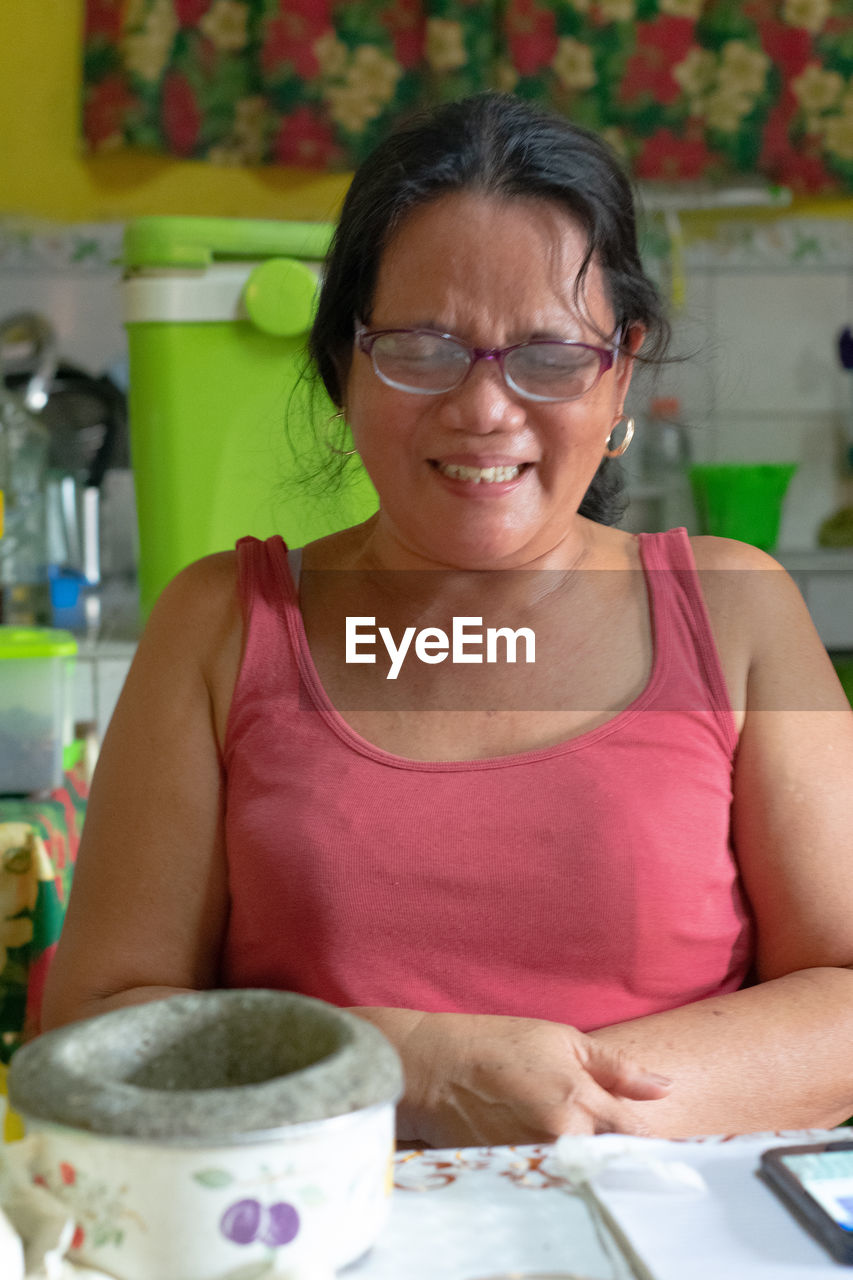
[82,1,853,192]
[0,773,87,1065]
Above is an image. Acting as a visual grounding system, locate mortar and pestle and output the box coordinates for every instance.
[7,989,403,1280]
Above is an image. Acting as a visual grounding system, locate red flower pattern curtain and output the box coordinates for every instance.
[82,1,853,192]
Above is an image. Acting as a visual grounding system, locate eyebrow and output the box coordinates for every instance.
[525,329,591,343]
[373,320,596,344]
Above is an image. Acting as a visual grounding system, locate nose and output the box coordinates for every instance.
[437,355,527,434]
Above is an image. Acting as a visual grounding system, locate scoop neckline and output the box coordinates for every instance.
[274,533,674,771]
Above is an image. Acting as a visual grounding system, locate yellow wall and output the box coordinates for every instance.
[0,0,350,223]
[1,0,850,225]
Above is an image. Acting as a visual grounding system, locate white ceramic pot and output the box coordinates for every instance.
[22,1103,395,1279]
[9,991,403,1280]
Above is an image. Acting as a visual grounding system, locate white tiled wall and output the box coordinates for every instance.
[0,271,125,374]
[0,221,126,374]
[628,216,853,550]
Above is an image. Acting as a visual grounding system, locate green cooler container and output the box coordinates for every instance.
[123,216,378,617]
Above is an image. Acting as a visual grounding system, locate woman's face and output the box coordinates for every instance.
[344,191,640,569]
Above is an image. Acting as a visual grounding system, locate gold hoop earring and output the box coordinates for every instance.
[604,416,634,459]
[325,409,358,457]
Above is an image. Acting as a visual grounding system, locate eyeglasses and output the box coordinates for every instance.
[354,324,621,403]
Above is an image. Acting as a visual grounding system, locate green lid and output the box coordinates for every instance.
[0,626,77,659]
[243,258,318,336]
[123,216,335,269]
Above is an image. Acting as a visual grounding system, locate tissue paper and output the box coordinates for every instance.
[555,1134,708,1194]
[0,1204,25,1280]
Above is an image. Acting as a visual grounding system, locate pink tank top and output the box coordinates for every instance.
[220,530,753,1029]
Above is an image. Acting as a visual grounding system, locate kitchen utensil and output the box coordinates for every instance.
[8,989,403,1280]
[1,312,130,630]
[0,312,58,414]
[0,318,53,625]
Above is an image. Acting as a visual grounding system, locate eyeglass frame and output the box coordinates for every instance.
[354,322,623,403]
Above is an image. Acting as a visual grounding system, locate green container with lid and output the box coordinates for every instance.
[123,216,378,618]
[0,626,77,794]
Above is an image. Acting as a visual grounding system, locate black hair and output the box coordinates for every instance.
[307,91,671,525]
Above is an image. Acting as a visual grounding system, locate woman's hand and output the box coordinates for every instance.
[351,1008,671,1147]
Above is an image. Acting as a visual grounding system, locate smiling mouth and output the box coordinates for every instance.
[432,461,529,484]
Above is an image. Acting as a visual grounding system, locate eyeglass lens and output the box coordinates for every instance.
[367,331,605,401]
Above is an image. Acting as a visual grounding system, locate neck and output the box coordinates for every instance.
[348,512,596,575]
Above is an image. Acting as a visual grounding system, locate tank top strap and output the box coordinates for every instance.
[235,533,297,613]
[228,536,305,745]
[638,527,738,752]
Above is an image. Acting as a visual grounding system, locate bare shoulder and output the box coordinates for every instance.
[688,534,786,572]
[130,550,243,743]
[688,534,806,634]
[150,549,239,618]
[143,551,240,646]
[682,535,845,724]
[688,535,849,717]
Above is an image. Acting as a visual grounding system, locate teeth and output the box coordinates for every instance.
[438,463,522,483]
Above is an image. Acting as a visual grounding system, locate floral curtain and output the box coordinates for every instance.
[83,1,853,192]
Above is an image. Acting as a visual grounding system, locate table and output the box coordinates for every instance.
[3,1131,853,1278]
[353,1131,853,1280]
[354,1144,638,1279]
[586,1129,853,1280]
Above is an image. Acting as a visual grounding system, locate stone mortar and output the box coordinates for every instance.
[8,989,403,1141]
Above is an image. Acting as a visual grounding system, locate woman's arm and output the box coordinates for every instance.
[41,553,242,1030]
[351,1005,673,1147]
[358,542,853,1145]
[587,968,853,1135]
[589,539,853,1134]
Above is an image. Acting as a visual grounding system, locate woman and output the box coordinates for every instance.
[43,94,853,1148]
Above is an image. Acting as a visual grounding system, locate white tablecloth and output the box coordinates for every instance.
[356,1143,633,1279]
[357,1130,853,1280]
[586,1129,853,1280]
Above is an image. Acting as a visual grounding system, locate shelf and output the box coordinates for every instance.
[776,548,853,571]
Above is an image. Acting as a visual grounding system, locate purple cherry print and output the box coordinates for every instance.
[260,1201,300,1246]
[220,1198,262,1244]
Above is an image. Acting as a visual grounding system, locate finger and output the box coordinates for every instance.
[556,1086,656,1138]
[582,1041,672,1101]
[595,1097,656,1137]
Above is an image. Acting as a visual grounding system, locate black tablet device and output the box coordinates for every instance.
[759,1139,853,1265]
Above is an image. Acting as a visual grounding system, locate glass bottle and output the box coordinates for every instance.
[0,383,51,625]
[640,396,696,532]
